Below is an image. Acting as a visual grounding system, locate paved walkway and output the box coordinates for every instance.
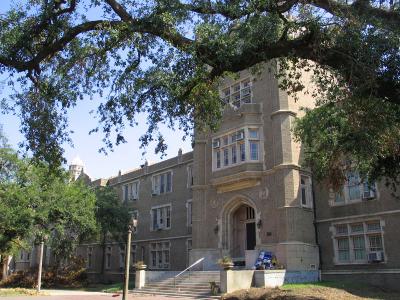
[0,290,209,299]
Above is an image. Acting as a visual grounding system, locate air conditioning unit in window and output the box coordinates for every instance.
[154,223,164,231]
[362,190,375,200]
[212,139,220,148]
[368,251,384,262]
[236,131,244,141]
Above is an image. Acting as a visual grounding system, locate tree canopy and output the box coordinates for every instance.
[0,129,97,259]
[0,0,399,184]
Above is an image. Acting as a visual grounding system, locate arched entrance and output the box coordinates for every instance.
[219,196,259,259]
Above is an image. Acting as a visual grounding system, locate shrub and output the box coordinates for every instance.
[0,255,88,288]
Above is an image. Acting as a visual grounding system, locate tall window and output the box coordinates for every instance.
[212,127,261,171]
[333,220,384,264]
[333,171,376,205]
[152,171,172,195]
[300,176,312,208]
[119,245,126,269]
[151,205,171,230]
[187,200,192,227]
[221,78,252,108]
[130,245,137,266]
[122,180,140,202]
[105,246,112,269]
[87,247,93,268]
[187,239,192,266]
[150,241,170,269]
[187,164,194,188]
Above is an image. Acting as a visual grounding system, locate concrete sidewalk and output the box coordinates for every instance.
[0,289,211,299]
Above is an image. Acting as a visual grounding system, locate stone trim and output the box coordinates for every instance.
[322,269,400,274]
[109,158,194,186]
[80,235,192,246]
[270,110,297,118]
[316,209,400,223]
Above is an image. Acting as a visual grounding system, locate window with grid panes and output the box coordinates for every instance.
[122,181,140,202]
[333,220,384,264]
[212,127,261,171]
[220,78,252,108]
[150,241,170,269]
[151,205,171,230]
[152,171,172,195]
[333,171,376,205]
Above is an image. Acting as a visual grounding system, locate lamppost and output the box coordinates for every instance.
[36,234,48,293]
[122,216,137,300]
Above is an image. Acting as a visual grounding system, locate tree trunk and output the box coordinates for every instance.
[1,255,11,280]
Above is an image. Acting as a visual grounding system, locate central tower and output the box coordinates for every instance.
[190,62,319,271]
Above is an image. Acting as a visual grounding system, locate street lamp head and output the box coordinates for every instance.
[129,216,138,230]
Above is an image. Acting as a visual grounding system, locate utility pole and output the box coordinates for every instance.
[122,217,137,300]
[37,240,44,292]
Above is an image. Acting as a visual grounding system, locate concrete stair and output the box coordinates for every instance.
[132,271,221,299]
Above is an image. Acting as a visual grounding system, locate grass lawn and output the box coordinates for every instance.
[60,281,134,293]
[84,282,124,293]
[222,281,400,300]
[0,288,47,297]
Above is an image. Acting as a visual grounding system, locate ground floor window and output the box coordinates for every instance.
[187,239,192,266]
[87,247,93,268]
[119,245,125,269]
[105,246,112,269]
[150,241,170,269]
[333,220,385,264]
[130,244,137,266]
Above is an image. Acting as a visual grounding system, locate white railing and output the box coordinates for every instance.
[173,257,204,288]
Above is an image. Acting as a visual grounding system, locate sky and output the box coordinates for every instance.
[0,1,192,180]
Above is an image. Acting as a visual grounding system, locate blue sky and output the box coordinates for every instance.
[0,1,192,179]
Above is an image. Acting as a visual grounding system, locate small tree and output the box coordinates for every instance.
[94,186,130,278]
[0,127,98,277]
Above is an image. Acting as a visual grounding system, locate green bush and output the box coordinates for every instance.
[0,256,88,288]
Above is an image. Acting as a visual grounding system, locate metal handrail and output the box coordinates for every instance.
[173,257,204,289]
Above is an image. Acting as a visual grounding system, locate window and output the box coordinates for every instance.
[152,171,172,195]
[216,151,221,169]
[130,245,137,266]
[187,239,192,267]
[220,78,252,108]
[105,246,112,269]
[300,176,312,208]
[151,205,171,230]
[231,145,237,164]
[246,206,255,220]
[332,171,376,205]
[150,241,170,269]
[187,200,192,227]
[187,164,194,188]
[122,180,140,202]
[87,247,93,268]
[212,127,261,171]
[119,245,126,268]
[333,220,385,264]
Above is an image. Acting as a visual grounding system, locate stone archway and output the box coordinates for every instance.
[218,195,260,258]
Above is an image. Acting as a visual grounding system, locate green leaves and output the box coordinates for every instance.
[0,133,97,259]
[0,0,399,183]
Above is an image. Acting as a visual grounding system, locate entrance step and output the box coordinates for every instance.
[133,271,221,299]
